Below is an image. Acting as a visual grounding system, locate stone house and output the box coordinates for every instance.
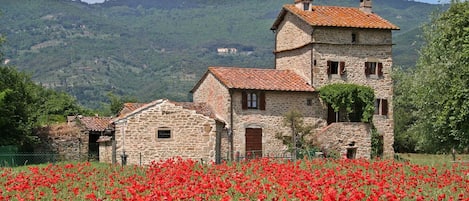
[110,99,226,165]
[107,0,398,164]
[191,67,323,160]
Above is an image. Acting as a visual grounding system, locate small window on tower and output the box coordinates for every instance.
[327,61,345,76]
[303,3,310,11]
[352,33,357,43]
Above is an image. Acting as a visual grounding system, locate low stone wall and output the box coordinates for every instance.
[316,122,371,159]
[34,124,87,161]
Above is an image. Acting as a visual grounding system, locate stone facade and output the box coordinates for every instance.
[230,91,326,157]
[273,4,396,158]
[192,73,231,122]
[113,100,223,165]
[192,68,322,160]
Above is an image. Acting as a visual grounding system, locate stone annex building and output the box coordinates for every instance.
[96,0,399,165]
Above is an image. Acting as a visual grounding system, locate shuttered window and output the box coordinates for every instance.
[242,91,266,110]
[327,61,345,75]
[375,99,389,116]
[365,62,383,76]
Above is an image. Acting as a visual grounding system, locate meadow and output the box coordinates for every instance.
[0,156,468,200]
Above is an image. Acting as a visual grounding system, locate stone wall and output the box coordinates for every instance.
[113,100,219,165]
[316,122,372,159]
[99,141,114,164]
[35,124,88,161]
[275,12,313,85]
[192,72,231,122]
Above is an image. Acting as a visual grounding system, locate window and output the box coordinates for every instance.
[327,61,345,76]
[306,99,313,106]
[157,129,171,139]
[352,33,357,43]
[374,99,388,116]
[247,93,257,109]
[303,2,310,11]
[242,91,265,110]
[365,62,383,76]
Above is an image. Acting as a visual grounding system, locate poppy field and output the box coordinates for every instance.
[1,158,468,201]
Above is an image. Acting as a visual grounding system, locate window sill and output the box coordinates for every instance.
[156,138,174,142]
[328,74,344,79]
[367,75,383,80]
[373,114,389,119]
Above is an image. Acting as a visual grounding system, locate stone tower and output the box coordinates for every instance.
[294,0,313,11]
[271,0,399,158]
[360,0,373,14]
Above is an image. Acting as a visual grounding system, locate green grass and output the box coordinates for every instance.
[396,153,469,166]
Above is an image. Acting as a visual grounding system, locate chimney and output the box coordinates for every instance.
[295,0,313,11]
[359,0,372,14]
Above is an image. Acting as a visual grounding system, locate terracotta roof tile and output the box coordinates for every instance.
[171,101,217,119]
[272,5,399,30]
[208,67,314,92]
[79,116,112,132]
[117,103,147,118]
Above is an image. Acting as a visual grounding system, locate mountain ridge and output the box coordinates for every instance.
[0,0,444,108]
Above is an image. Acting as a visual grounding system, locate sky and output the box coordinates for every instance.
[79,0,450,4]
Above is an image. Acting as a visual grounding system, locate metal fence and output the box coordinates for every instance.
[0,153,61,167]
[0,153,101,167]
[224,149,325,162]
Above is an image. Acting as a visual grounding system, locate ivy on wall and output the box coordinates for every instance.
[319,83,375,123]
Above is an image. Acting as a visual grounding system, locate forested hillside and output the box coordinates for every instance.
[0,0,445,108]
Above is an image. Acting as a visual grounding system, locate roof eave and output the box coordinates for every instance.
[229,87,315,92]
[271,7,288,30]
[311,24,400,30]
[113,99,166,123]
[190,70,210,93]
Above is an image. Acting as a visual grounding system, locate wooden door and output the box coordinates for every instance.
[245,128,262,158]
[327,105,336,125]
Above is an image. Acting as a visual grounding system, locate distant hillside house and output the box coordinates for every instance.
[217,48,238,55]
[105,0,398,164]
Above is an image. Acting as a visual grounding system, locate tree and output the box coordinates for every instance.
[275,110,318,160]
[404,1,469,153]
[0,29,89,145]
[0,66,37,146]
[102,92,139,116]
[393,68,420,153]
[34,86,89,125]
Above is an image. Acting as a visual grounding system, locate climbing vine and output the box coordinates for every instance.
[319,83,375,123]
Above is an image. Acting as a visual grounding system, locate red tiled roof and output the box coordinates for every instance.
[117,103,147,118]
[171,101,217,119]
[206,67,315,92]
[272,5,399,30]
[79,116,112,132]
